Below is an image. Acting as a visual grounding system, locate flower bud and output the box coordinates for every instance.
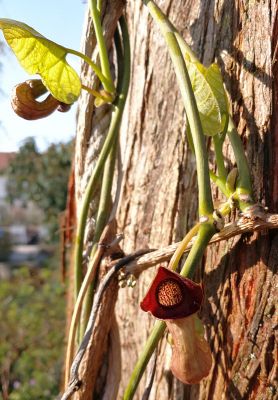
[11,79,67,120]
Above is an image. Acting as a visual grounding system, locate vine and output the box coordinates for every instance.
[0,1,276,399]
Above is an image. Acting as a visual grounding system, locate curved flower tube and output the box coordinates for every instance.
[165,313,212,384]
[11,79,71,120]
[140,266,212,384]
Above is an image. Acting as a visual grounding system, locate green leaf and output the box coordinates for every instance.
[185,54,228,136]
[205,63,229,131]
[0,18,81,104]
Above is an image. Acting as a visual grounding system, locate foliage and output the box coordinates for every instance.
[0,19,81,104]
[6,137,73,240]
[0,265,66,400]
[185,60,228,135]
[0,230,12,262]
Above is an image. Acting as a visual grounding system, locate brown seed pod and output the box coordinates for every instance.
[11,79,60,120]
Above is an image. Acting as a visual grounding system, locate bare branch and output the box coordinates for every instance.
[124,213,278,276]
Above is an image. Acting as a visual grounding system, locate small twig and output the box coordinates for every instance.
[61,249,152,400]
[64,221,119,384]
[124,213,278,276]
[60,379,81,400]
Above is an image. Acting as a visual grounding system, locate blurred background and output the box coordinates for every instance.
[0,1,86,398]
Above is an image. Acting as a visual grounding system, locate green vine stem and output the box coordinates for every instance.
[66,48,115,93]
[88,0,115,93]
[213,134,228,182]
[124,3,256,396]
[164,20,199,63]
[81,84,113,102]
[79,142,117,338]
[209,170,230,198]
[73,127,113,304]
[123,2,217,397]
[97,0,102,13]
[65,242,105,385]
[168,223,200,271]
[73,15,130,335]
[123,222,215,399]
[123,320,165,400]
[180,223,215,278]
[227,116,254,210]
[143,0,213,217]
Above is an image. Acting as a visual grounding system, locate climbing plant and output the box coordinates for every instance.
[0,1,277,399]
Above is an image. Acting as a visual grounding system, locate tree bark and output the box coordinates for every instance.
[73,0,278,399]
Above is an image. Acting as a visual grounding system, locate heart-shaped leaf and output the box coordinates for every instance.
[185,55,228,136]
[0,18,81,104]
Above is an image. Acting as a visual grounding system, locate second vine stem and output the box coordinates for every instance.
[124,0,216,398]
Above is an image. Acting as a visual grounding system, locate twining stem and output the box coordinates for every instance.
[73,16,130,344]
[97,0,102,13]
[227,116,253,209]
[209,170,230,198]
[180,223,215,278]
[168,223,200,271]
[73,127,112,303]
[123,223,215,400]
[66,48,115,93]
[123,321,165,400]
[65,243,106,385]
[89,0,115,93]
[213,134,228,182]
[123,3,217,398]
[168,23,199,63]
[81,84,113,102]
[123,11,254,399]
[79,143,117,339]
[63,17,130,393]
[143,0,213,217]
[73,18,130,304]
[78,18,130,337]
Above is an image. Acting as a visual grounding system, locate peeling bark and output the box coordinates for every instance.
[73,0,278,399]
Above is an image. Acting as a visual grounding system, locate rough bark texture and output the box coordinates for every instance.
[74,0,278,399]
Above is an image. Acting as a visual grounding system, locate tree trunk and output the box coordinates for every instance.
[73,0,278,399]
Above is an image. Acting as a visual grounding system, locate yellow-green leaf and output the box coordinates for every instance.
[185,54,228,136]
[0,18,81,104]
[205,63,229,131]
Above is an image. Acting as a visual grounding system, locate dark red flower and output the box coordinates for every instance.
[140,266,212,384]
[140,266,203,319]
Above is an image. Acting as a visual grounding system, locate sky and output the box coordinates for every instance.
[0,0,87,152]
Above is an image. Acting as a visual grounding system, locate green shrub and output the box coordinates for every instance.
[0,265,66,399]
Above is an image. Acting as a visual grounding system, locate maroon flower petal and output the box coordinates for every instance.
[140,266,203,319]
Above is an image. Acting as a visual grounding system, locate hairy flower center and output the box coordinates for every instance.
[156,279,183,307]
